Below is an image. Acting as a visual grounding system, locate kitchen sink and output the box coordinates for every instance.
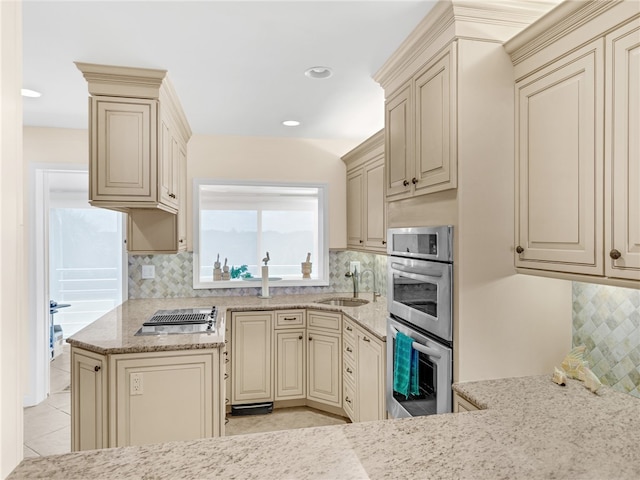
[316,297,369,307]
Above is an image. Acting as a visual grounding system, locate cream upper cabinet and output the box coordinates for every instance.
[514,39,604,275]
[508,1,640,286]
[71,347,108,451]
[383,42,457,201]
[231,311,273,404]
[342,130,386,252]
[605,21,640,280]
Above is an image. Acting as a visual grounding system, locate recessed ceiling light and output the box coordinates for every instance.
[21,88,42,98]
[304,66,332,79]
[282,120,300,127]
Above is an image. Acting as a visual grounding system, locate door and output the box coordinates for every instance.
[385,82,412,199]
[515,39,604,274]
[307,330,341,406]
[605,22,640,280]
[275,330,305,400]
[231,311,273,403]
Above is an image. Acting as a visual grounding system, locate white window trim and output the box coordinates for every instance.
[192,178,330,290]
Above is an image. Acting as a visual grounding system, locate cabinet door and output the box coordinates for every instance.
[346,167,364,248]
[414,43,457,194]
[232,311,273,403]
[515,39,604,275]
[126,209,178,254]
[177,144,187,250]
[364,157,386,251]
[112,351,218,447]
[275,330,306,400]
[71,348,107,451]
[605,22,640,280]
[159,112,180,210]
[385,83,413,199]
[355,329,385,422]
[90,97,157,202]
[307,330,341,407]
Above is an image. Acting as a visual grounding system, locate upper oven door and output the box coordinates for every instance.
[387,226,453,262]
[387,256,452,342]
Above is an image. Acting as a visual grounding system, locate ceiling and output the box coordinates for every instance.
[22,1,437,144]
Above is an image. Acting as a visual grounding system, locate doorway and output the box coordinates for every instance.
[25,166,126,407]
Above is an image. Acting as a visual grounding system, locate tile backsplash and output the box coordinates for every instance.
[129,250,387,300]
[573,282,640,398]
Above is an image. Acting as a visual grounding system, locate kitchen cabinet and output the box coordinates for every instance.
[383,43,457,201]
[307,310,342,408]
[111,350,223,447]
[453,392,480,413]
[508,1,640,286]
[71,348,108,451]
[76,62,191,254]
[342,130,387,252]
[342,318,386,422]
[71,346,224,451]
[231,311,273,404]
[274,310,306,401]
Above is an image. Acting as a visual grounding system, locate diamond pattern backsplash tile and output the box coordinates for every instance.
[573,282,640,398]
[129,250,388,300]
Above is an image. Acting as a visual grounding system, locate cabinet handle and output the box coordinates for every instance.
[403,180,409,187]
[224,373,229,380]
[610,249,622,260]
[411,177,418,185]
[346,367,353,374]
[283,317,297,321]
[225,417,229,425]
[346,326,353,332]
[515,246,524,254]
[94,365,101,372]
[346,346,353,353]
[225,398,230,405]
[179,239,184,243]
[169,193,176,199]
[382,240,387,245]
[298,335,303,340]
[224,358,229,364]
[345,397,352,404]
[363,337,371,343]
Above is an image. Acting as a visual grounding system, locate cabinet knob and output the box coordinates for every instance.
[515,246,524,254]
[94,365,101,372]
[411,177,418,185]
[359,240,363,244]
[403,180,409,187]
[382,240,387,245]
[309,336,312,341]
[610,249,622,260]
[298,335,303,340]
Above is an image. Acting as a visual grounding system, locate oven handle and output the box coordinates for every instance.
[390,262,444,278]
[389,325,442,359]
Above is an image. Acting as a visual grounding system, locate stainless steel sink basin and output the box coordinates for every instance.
[316,297,370,307]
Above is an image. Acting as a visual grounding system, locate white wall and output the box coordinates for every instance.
[1,1,26,477]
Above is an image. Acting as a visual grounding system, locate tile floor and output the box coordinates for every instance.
[23,345,349,457]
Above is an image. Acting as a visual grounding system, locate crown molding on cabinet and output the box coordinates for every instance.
[341,129,384,168]
[505,0,636,66]
[373,0,560,92]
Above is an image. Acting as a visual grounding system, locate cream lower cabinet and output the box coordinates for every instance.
[71,347,108,451]
[342,318,386,422]
[71,346,224,451]
[274,309,306,401]
[231,311,273,404]
[307,310,342,408]
[111,350,223,447]
[453,392,480,413]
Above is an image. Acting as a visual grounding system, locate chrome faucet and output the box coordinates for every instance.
[360,268,380,302]
[345,266,359,298]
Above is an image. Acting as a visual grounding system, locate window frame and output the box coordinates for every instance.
[192,178,330,290]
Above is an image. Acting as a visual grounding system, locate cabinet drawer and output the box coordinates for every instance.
[307,310,341,331]
[343,319,356,343]
[275,310,306,329]
[343,337,356,364]
[343,356,356,385]
[343,380,356,421]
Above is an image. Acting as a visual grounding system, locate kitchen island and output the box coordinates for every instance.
[9,374,640,479]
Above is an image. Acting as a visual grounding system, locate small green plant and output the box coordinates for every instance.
[230,265,252,279]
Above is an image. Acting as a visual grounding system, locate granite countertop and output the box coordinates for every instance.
[9,375,640,479]
[66,293,388,355]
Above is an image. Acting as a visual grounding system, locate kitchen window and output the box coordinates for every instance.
[193,179,329,289]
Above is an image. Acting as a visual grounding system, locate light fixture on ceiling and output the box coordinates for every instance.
[282,120,300,127]
[21,88,42,98]
[304,66,332,79]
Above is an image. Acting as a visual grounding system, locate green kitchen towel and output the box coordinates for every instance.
[409,347,419,396]
[393,331,414,397]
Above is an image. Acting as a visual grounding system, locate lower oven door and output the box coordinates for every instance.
[386,316,452,418]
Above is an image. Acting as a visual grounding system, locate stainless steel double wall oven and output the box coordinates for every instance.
[386,226,454,418]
